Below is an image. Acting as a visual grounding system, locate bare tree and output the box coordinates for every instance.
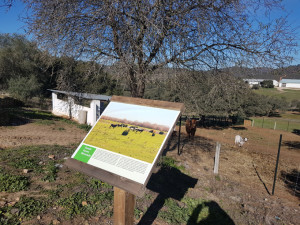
[0,0,14,8]
[22,0,297,97]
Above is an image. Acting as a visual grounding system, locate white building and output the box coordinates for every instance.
[279,79,300,89]
[49,89,111,126]
[243,79,279,87]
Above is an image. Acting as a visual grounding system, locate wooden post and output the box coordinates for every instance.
[114,187,136,225]
[274,121,276,130]
[214,142,221,174]
[178,116,182,155]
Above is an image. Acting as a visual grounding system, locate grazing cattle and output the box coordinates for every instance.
[129,126,136,131]
[135,128,144,133]
[186,119,197,138]
[235,135,247,147]
[110,124,118,128]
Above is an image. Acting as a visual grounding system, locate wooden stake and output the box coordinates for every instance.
[214,142,221,174]
[114,187,136,225]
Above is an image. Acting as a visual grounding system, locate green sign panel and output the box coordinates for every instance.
[73,145,96,163]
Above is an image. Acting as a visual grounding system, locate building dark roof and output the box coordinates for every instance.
[48,89,111,101]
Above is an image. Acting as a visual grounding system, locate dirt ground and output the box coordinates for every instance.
[164,125,300,224]
[0,112,299,224]
[0,121,86,149]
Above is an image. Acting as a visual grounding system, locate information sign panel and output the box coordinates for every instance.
[67,96,184,195]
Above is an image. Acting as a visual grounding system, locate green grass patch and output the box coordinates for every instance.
[0,145,74,162]
[77,124,92,132]
[0,196,46,224]
[34,119,55,125]
[159,197,234,225]
[0,168,30,192]
[280,112,300,120]
[251,117,300,132]
[88,178,113,190]
[15,196,46,218]
[42,161,59,182]
[253,88,300,103]
[57,191,113,219]
[160,156,185,171]
[159,198,206,224]
[9,158,40,170]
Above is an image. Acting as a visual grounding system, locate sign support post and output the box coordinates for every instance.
[114,187,136,225]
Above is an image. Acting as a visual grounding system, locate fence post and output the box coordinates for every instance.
[178,116,182,155]
[272,134,282,195]
[262,117,264,128]
[274,121,276,130]
[287,121,290,132]
[252,120,254,127]
[214,142,221,174]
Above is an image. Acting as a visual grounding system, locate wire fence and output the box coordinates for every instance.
[198,125,300,199]
[249,133,299,198]
[250,117,300,134]
[280,165,300,198]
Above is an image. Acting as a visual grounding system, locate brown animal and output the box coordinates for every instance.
[186,119,197,138]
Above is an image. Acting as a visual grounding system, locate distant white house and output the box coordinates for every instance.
[243,79,279,87]
[278,79,300,89]
[49,89,111,126]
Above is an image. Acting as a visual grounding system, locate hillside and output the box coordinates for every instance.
[105,64,300,83]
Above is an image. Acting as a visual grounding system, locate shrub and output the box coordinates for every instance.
[8,75,41,102]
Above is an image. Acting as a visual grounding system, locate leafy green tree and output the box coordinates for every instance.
[173,71,249,117]
[0,34,56,97]
[251,84,260,90]
[54,56,123,95]
[260,80,274,88]
[8,75,42,101]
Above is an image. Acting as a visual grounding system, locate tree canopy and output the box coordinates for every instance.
[23,0,297,97]
[0,34,122,101]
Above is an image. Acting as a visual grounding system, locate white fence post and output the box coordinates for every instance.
[214,142,221,174]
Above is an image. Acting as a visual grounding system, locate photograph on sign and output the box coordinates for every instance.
[71,101,181,184]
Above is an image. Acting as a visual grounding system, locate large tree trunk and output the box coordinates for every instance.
[128,68,146,98]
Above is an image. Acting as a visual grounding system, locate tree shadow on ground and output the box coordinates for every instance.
[283,141,300,150]
[281,169,300,199]
[187,201,235,225]
[0,108,57,126]
[138,166,198,225]
[163,134,215,156]
[231,126,247,130]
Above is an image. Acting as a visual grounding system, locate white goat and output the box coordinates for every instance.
[235,135,248,147]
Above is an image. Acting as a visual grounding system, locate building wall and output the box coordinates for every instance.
[52,93,102,126]
[279,83,300,88]
[286,83,300,88]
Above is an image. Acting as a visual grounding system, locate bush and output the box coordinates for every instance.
[8,75,41,102]
[260,80,274,88]
[251,84,260,90]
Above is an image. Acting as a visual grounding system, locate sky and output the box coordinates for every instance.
[101,102,180,128]
[0,0,300,65]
